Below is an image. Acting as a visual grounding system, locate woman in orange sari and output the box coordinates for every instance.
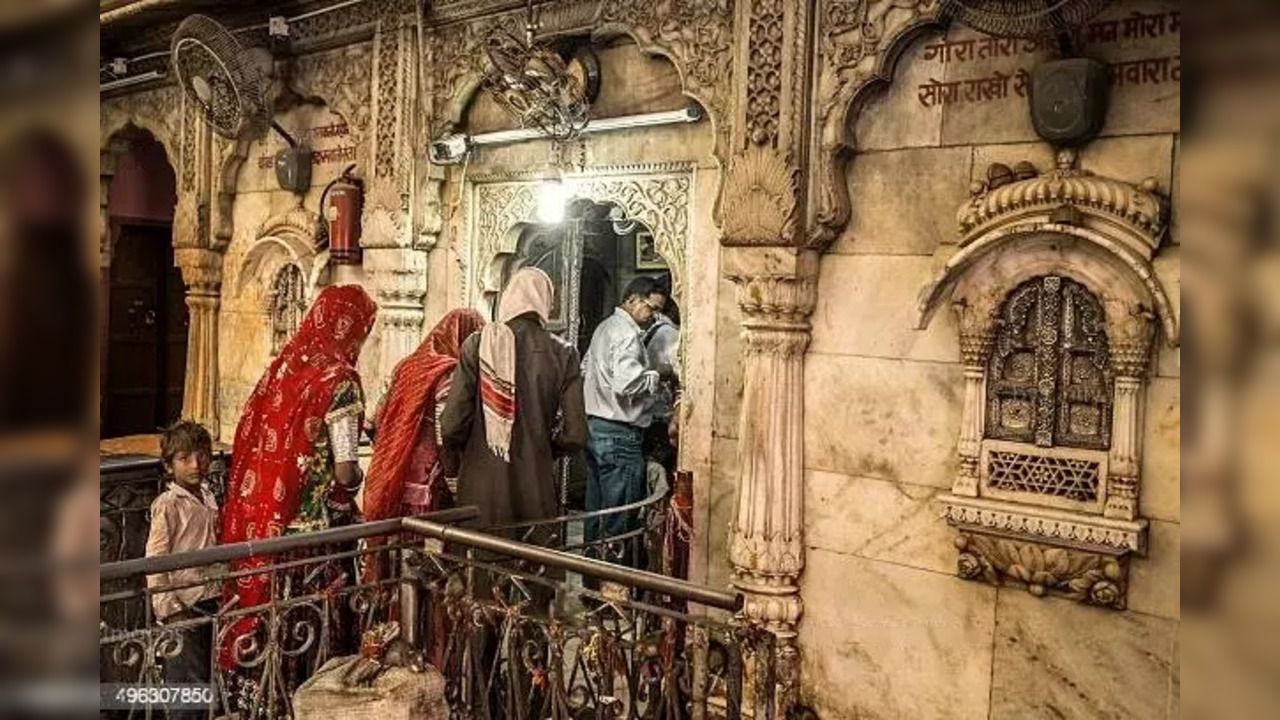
[364,308,486,526]
[361,308,485,667]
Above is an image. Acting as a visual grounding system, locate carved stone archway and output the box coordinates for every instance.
[100,122,180,263]
[102,87,224,437]
[462,164,694,309]
[807,3,947,247]
[237,207,331,303]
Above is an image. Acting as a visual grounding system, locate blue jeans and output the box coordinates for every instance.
[585,416,646,566]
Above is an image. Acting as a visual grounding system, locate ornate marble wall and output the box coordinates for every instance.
[793,1,1181,717]
[98,0,1182,716]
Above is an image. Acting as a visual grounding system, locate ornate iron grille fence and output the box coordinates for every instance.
[100,487,793,719]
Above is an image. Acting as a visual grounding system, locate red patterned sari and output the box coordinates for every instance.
[218,285,377,671]
[362,309,483,671]
[364,308,486,526]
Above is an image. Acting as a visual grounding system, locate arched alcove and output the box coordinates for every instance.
[101,127,189,438]
[917,149,1175,611]
[236,207,331,321]
[468,171,692,307]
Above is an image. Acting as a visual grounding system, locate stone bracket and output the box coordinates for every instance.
[940,494,1148,555]
[941,494,1148,610]
[953,531,1132,610]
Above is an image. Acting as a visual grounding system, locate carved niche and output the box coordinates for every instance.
[917,149,1176,610]
[268,264,307,355]
[461,164,694,309]
[238,207,331,351]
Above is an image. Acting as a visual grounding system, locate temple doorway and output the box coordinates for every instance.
[102,131,187,438]
[502,197,670,356]
[502,197,672,509]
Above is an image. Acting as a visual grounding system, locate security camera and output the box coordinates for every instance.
[429,134,470,165]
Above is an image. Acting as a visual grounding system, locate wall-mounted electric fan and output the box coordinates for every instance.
[171,14,311,193]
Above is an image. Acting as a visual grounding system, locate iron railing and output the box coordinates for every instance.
[99,501,789,719]
[99,507,477,719]
[99,454,790,719]
[101,452,667,569]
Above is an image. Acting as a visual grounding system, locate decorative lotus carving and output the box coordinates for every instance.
[720,145,800,245]
[955,532,1128,609]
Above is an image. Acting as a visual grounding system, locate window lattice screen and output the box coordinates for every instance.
[985,448,1102,503]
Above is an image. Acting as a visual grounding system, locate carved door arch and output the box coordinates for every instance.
[465,166,693,311]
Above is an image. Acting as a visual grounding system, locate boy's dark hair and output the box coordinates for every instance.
[160,420,213,467]
[622,275,660,302]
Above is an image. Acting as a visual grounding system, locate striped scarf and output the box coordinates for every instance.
[477,267,554,462]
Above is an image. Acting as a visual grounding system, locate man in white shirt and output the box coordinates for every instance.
[642,288,680,480]
[581,276,670,566]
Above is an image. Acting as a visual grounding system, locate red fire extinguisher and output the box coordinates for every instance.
[320,164,363,265]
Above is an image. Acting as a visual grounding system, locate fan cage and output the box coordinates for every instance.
[171,14,272,140]
[482,30,590,142]
[940,0,1115,39]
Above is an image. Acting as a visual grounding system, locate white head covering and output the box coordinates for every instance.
[477,267,554,461]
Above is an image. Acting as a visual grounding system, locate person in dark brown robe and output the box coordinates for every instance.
[437,269,586,713]
[439,267,587,546]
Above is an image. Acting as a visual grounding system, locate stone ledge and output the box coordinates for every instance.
[939,493,1148,555]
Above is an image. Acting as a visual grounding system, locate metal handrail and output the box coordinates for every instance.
[102,450,666,559]
[402,516,740,611]
[99,506,478,581]
[99,506,740,612]
[488,483,669,533]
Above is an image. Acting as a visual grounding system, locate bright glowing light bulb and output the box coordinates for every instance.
[536,178,568,223]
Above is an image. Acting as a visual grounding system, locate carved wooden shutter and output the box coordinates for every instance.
[985,275,1113,450]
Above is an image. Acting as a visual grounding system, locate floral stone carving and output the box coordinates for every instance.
[955,532,1128,609]
[720,145,800,245]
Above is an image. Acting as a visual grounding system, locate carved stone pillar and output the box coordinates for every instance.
[363,247,428,405]
[952,299,996,497]
[174,245,224,438]
[1105,314,1154,520]
[725,247,817,708]
[175,248,223,438]
[100,148,119,271]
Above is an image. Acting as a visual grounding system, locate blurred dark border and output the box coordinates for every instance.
[0,2,99,718]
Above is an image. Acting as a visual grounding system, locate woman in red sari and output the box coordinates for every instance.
[218,285,377,680]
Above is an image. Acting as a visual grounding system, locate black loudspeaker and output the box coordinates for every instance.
[274,147,313,194]
[1029,58,1109,146]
